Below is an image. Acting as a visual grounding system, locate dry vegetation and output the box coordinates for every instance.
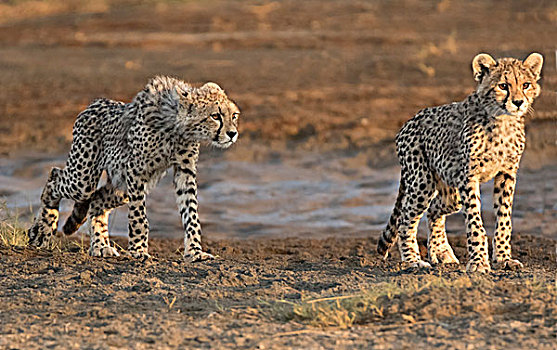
[0,202,28,248]
[267,274,557,330]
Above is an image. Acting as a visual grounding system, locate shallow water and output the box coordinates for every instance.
[1,149,556,241]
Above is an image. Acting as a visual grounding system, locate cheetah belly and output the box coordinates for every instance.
[475,154,503,183]
[143,168,168,194]
[102,146,130,191]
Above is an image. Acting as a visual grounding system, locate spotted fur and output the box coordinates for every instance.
[377,53,543,273]
[28,76,240,261]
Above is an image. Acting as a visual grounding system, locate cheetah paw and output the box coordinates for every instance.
[410,260,432,269]
[466,260,491,273]
[129,250,151,260]
[494,259,523,271]
[89,245,120,258]
[184,251,216,263]
[27,226,52,249]
[429,246,460,265]
[28,234,50,249]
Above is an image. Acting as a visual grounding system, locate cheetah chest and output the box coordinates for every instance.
[472,117,525,182]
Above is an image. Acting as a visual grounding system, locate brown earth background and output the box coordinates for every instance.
[0,1,556,349]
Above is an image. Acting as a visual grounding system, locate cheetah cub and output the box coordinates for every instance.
[377,53,543,273]
[27,76,240,261]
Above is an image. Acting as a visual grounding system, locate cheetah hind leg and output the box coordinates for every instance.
[426,187,461,265]
[88,209,120,258]
[87,184,128,258]
[28,167,62,248]
[426,220,460,265]
[395,165,436,269]
[429,243,459,265]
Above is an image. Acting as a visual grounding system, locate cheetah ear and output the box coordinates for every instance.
[472,53,497,82]
[201,82,224,94]
[523,53,543,79]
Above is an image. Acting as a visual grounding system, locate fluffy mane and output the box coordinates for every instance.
[136,76,226,120]
[145,75,192,97]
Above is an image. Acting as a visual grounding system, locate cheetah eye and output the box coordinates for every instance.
[498,83,508,90]
[210,113,220,120]
[232,113,239,121]
[522,82,530,89]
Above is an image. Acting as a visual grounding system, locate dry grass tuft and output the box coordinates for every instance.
[0,201,90,253]
[0,201,29,248]
[266,281,413,329]
[265,275,556,329]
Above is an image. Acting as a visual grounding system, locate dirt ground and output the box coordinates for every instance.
[1,234,556,350]
[1,0,557,349]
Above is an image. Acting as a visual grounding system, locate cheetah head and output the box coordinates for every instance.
[178,82,240,148]
[472,52,543,117]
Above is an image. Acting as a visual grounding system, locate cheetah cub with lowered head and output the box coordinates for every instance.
[377,53,543,273]
[27,76,240,261]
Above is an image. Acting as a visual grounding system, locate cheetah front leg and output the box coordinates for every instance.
[173,144,215,263]
[459,180,491,273]
[492,172,522,270]
[125,171,151,259]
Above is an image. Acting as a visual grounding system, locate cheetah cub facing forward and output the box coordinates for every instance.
[377,53,543,273]
[28,76,240,261]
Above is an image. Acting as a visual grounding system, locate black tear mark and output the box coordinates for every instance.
[501,84,509,106]
[213,113,223,141]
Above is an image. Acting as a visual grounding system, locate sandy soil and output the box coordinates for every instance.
[1,235,556,350]
[1,0,557,349]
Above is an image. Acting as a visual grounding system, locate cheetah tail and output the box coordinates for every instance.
[62,200,90,235]
[377,181,405,259]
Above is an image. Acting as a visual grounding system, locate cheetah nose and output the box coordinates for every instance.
[226,131,237,139]
[512,100,523,108]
